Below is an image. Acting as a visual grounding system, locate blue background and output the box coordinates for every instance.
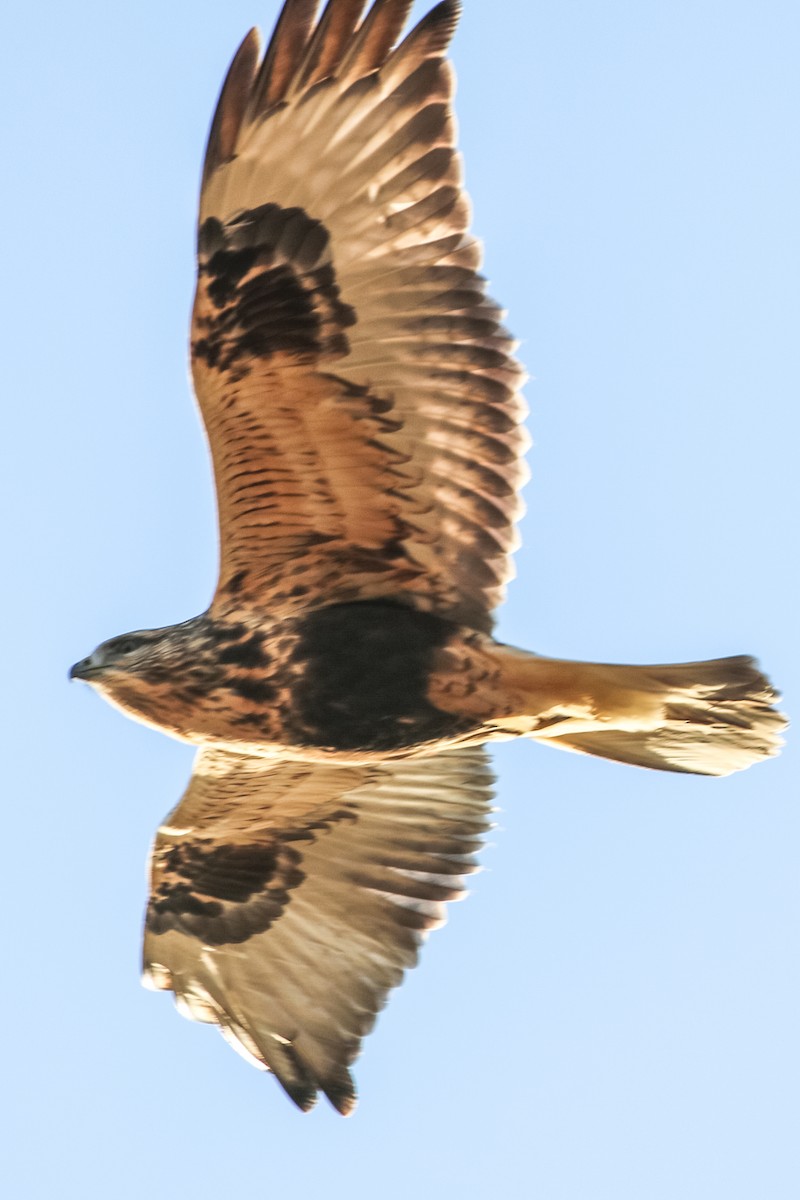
[3,2,797,1196]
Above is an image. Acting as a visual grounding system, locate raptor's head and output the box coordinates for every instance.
[70,628,175,683]
[69,614,281,746]
[69,620,216,739]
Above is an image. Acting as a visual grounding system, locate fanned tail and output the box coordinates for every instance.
[497,652,786,776]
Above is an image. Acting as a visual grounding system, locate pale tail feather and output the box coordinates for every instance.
[518,655,786,776]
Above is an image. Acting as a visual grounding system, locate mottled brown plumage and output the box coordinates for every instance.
[72,0,784,1114]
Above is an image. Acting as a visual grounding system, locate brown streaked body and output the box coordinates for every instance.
[72,0,785,1115]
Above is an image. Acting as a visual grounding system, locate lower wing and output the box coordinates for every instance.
[143,744,493,1113]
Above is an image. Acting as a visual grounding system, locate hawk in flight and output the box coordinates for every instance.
[71,0,784,1114]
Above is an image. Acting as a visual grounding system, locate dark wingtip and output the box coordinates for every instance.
[323,1073,358,1116]
[424,0,463,43]
[281,1079,319,1113]
[247,0,320,117]
[202,27,261,187]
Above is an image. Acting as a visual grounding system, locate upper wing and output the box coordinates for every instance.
[193,0,528,633]
[143,745,493,1113]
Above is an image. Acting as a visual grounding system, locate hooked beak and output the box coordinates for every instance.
[70,656,99,681]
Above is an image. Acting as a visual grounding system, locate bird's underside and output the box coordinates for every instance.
[70,0,785,1114]
[80,602,783,775]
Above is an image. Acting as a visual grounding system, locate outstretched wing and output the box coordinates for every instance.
[193,0,528,633]
[143,746,493,1113]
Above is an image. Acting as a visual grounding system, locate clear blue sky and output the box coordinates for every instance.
[3,2,797,1196]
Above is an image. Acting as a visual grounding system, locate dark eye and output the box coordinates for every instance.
[112,636,145,656]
